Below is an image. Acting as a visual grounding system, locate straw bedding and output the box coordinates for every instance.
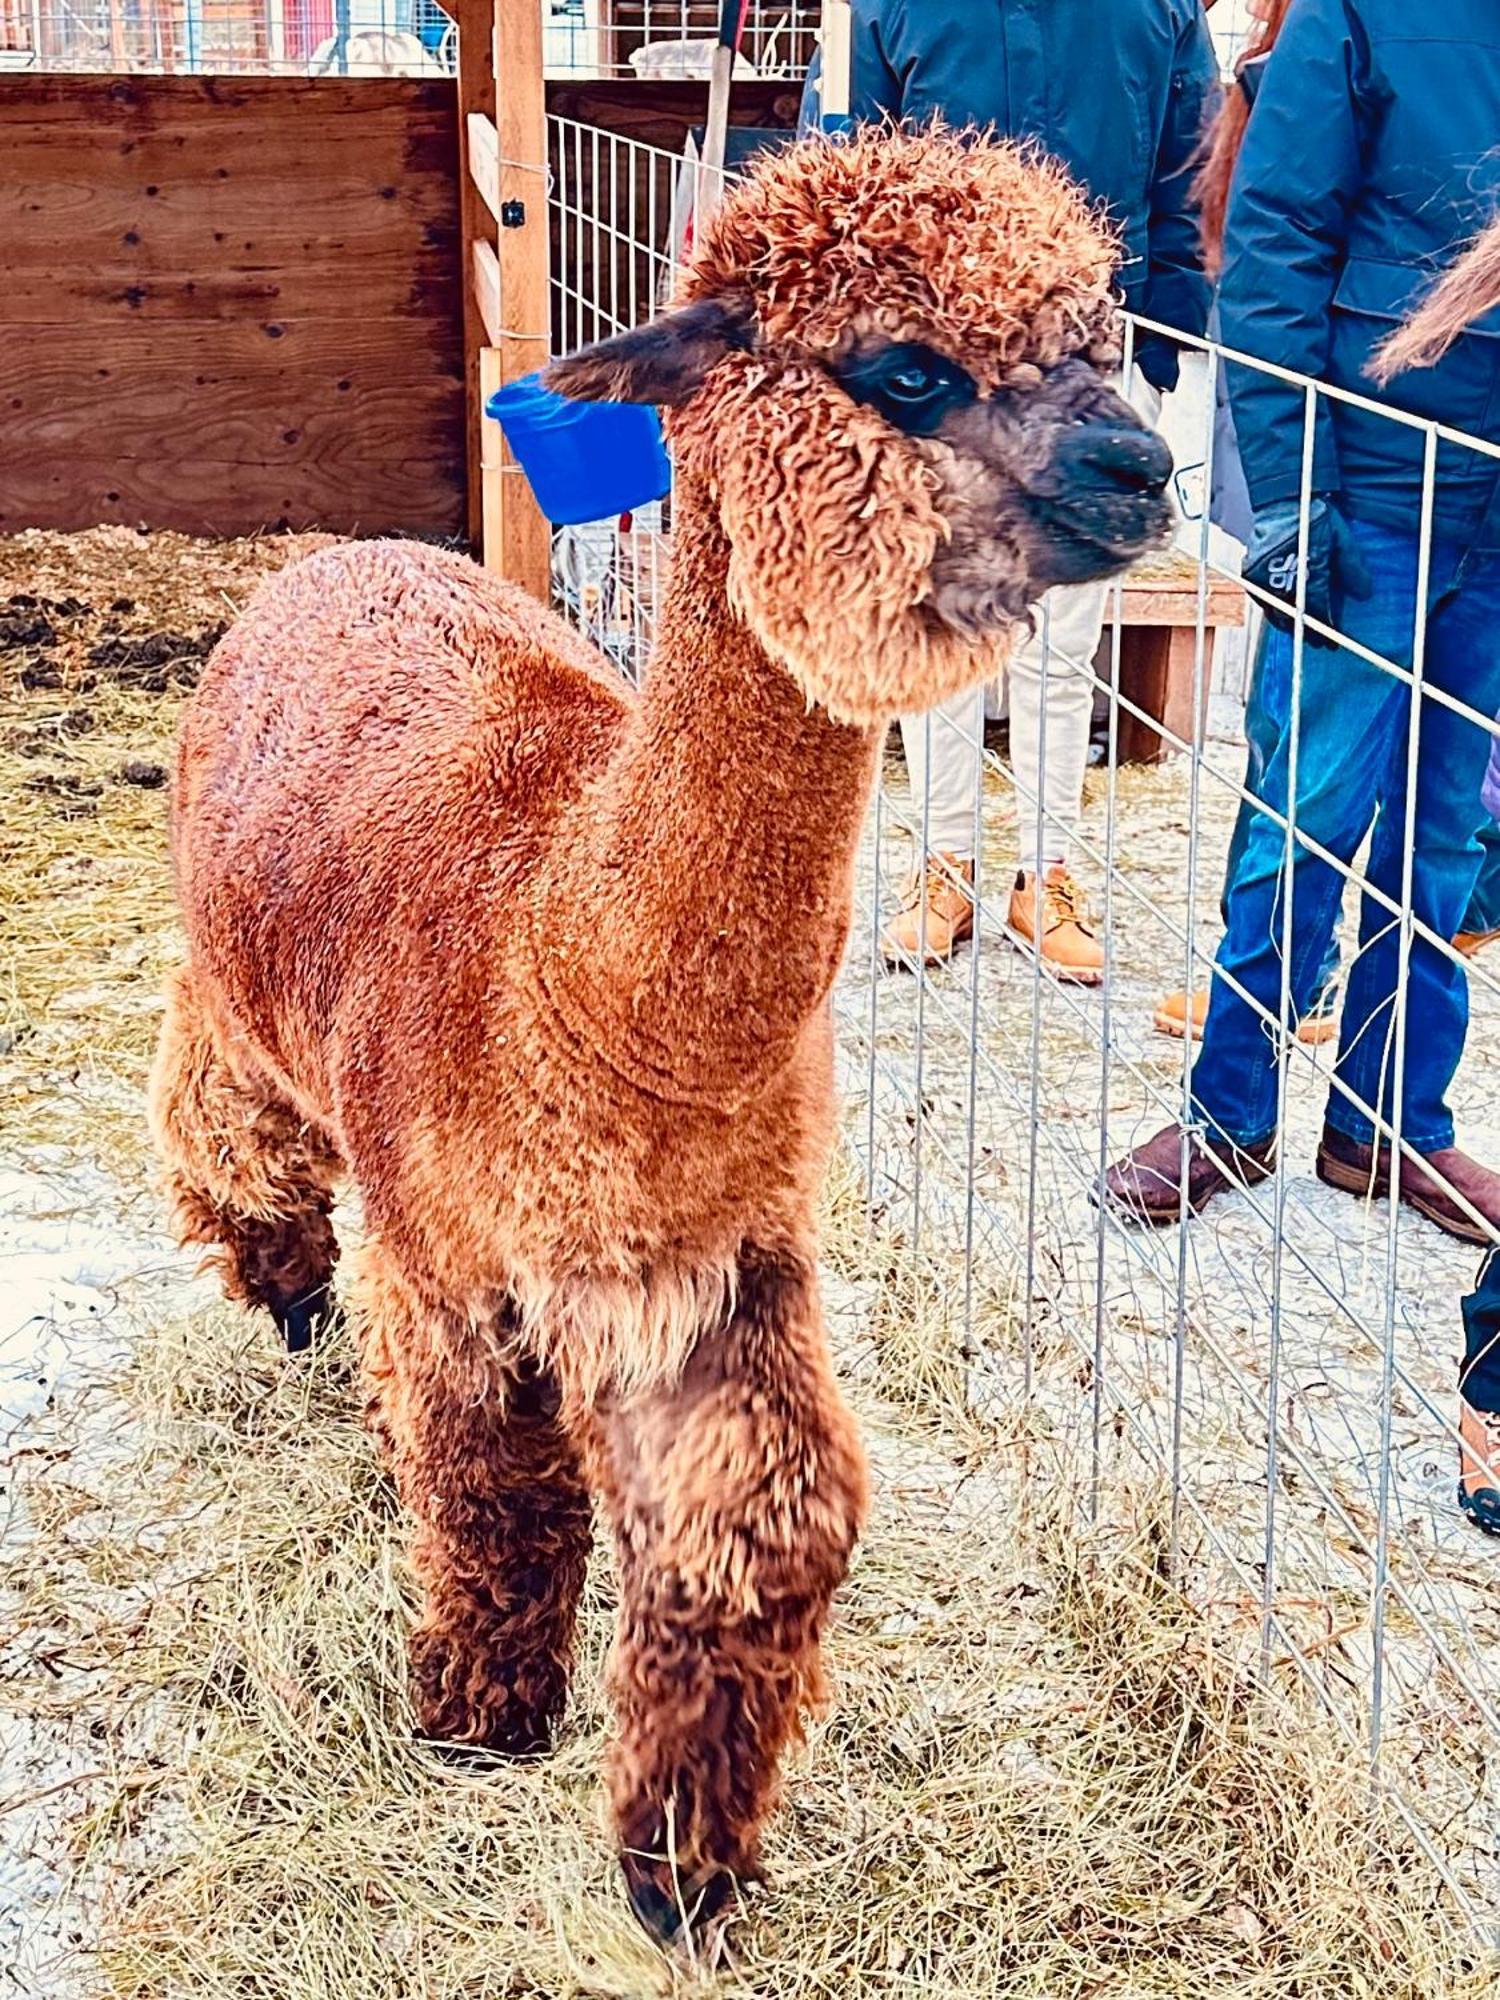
[1,528,1492,1998]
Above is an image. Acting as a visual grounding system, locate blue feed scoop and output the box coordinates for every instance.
[485,372,672,527]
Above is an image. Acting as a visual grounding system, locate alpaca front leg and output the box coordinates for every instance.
[598,1248,867,1943]
[358,1250,593,1757]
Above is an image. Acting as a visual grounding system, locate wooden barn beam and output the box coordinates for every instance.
[472,237,502,344]
[489,0,552,597]
[453,0,497,550]
[466,108,500,225]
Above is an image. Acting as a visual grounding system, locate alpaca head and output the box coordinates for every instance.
[546,128,1173,725]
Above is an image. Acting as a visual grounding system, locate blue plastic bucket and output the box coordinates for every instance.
[485,372,672,526]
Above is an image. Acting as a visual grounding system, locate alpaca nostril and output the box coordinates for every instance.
[1070,424,1175,496]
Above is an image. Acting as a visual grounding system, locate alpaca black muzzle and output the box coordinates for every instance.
[1026,396,1175,586]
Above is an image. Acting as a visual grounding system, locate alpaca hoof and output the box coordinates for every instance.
[272,1286,340,1355]
[419,1732,551,1767]
[413,1701,557,1762]
[620,1853,741,1948]
[409,1634,564,1760]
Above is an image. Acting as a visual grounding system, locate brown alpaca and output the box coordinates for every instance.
[148,129,1171,1942]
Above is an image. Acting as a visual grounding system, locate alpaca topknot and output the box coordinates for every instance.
[681,125,1122,388]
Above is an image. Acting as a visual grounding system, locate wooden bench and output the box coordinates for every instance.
[1109,553,1247,764]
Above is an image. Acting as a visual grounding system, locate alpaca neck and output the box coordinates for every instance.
[537,473,882,1107]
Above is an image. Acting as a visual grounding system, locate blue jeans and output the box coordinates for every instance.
[1467,818,1500,935]
[1223,631,1341,1004]
[1222,634,1500,982]
[1192,519,1500,1153]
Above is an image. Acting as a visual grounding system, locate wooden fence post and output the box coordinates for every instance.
[821,0,852,128]
[456,0,551,596]
[490,0,552,596]
[454,0,497,551]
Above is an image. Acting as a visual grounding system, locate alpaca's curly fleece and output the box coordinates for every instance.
[683,124,1121,387]
[148,129,1124,1930]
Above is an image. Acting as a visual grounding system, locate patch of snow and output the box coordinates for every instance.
[0,1165,198,1998]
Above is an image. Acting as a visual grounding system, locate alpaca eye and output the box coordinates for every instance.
[834,342,977,437]
[885,363,940,402]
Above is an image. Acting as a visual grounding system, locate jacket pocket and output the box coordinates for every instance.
[1331,256,1500,438]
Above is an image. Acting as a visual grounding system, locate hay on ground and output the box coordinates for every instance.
[2,528,1495,2000]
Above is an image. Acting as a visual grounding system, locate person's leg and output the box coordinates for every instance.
[898,688,984,864]
[1226,624,1341,1006]
[1006,372,1160,880]
[1458,809,1500,948]
[1220,620,1283,929]
[1459,1247,1500,1532]
[1106,602,1408,1225]
[1004,577,1110,982]
[1005,577,1107,877]
[1156,623,1291,1039]
[1186,614,1404,1153]
[1331,545,1500,1155]
[886,688,986,964]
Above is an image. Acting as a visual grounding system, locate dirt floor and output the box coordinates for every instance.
[2,528,1497,1999]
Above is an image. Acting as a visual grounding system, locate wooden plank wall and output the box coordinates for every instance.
[0,75,465,538]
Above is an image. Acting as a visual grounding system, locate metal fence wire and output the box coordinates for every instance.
[542,115,1500,1944]
[0,0,819,77]
[2,0,1253,83]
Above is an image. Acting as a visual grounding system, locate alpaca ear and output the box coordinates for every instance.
[543,298,754,407]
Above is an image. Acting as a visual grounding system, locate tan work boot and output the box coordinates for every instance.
[881,852,975,968]
[1153,987,1209,1039]
[1007,865,1104,985]
[1152,984,1338,1046]
[1457,925,1500,959]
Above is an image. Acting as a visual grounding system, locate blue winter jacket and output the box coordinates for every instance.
[1219,0,1500,550]
[799,0,1219,391]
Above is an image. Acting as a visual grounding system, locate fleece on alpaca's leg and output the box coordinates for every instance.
[358,1242,594,1756]
[147,963,341,1350]
[597,1249,866,1916]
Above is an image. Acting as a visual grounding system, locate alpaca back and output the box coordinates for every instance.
[172,539,627,1121]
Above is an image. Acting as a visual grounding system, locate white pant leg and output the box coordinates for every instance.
[899,683,986,861]
[1004,577,1110,875]
[902,375,1162,873]
[1006,376,1163,876]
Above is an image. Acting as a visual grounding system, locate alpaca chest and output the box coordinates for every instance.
[349,994,836,1318]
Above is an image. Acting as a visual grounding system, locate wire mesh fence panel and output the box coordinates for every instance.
[573,1,818,79]
[3,0,1257,82]
[538,114,1500,1943]
[7,0,456,73]
[3,0,817,76]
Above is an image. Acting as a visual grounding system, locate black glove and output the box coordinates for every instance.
[1242,498,1373,635]
[1134,331,1181,396]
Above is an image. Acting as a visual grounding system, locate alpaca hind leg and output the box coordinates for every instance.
[147,963,341,1351]
[358,1246,593,1755]
[598,1247,867,1943]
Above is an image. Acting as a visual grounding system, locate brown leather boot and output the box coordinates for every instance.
[880,853,975,968]
[1456,925,1500,958]
[1315,1125,1500,1246]
[1100,1122,1278,1226]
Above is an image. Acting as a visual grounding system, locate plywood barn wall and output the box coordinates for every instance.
[0,75,466,538]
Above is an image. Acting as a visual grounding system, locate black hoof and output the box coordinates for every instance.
[272,1286,341,1355]
[621,1854,740,1948]
[418,1726,553,1767]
